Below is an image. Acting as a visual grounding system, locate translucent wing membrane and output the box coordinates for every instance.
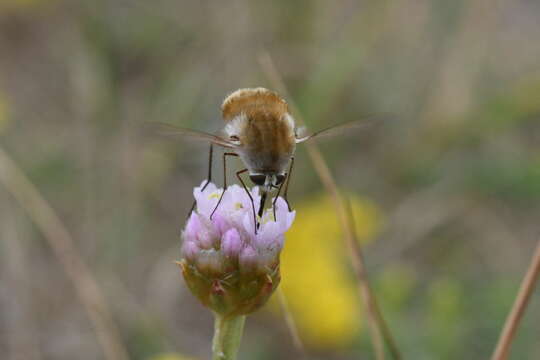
[295,115,391,144]
[144,122,235,148]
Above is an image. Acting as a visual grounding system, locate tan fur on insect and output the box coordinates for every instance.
[222,88,295,175]
[222,88,288,121]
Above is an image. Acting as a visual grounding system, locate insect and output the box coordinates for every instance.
[149,87,375,232]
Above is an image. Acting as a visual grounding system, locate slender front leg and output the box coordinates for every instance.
[210,152,238,219]
[282,156,294,211]
[236,169,258,234]
[188,144,213,218]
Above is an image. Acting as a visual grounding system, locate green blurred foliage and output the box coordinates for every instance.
[426,278,465,358]
[1,0,539,359]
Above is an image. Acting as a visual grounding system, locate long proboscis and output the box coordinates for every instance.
[258,190,268,222]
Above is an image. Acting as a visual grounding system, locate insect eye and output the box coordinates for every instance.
[275,174,286,185]
[249,174,266,186]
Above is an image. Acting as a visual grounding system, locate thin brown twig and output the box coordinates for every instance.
[276,288,306,355]
[1,208,43,360]
[491,240,540,360]
[259,51,401,360]
[344,199,385,360]
[0,146,130,360]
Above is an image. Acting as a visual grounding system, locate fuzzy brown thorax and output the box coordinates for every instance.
[221,87,289,122]
[222,88,296,175]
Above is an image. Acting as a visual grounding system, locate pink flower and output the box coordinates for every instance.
[222,228,242,258]
[179,181,295,317]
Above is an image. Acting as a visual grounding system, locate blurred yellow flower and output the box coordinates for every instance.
[279,193,381,349]
[148,353,196,360]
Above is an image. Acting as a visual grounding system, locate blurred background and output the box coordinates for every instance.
[1,0,539,359]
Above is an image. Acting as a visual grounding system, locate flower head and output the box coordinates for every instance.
[178,181,295,317]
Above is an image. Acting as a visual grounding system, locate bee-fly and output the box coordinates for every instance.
[149,87,376,232]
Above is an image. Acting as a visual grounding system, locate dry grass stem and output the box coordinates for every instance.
[277,287,306,355]
[491,239,540,360]
[259,52,401,360]
[0,147,129,360]
[1,209,42,360]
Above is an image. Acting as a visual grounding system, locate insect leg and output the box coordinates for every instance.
[283,156,294,211]
[272,177,285,220]
[188,143,213,218]
[210,151,238,219]
[236,168,258,234]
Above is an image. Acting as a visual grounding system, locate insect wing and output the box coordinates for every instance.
[144,122,234,148]
[295,115,390,143]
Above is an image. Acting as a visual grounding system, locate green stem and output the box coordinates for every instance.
[212,314,246,360]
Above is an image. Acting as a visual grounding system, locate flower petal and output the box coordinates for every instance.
[222,228,243,258]
[239,246,259,274]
